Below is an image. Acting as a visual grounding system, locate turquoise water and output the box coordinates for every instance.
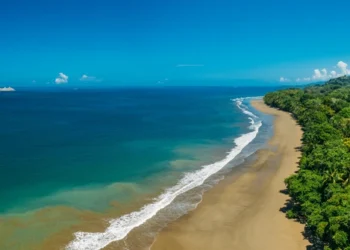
[0,86,277,249]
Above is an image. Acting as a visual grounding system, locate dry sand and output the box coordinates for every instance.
[151,100,308,250]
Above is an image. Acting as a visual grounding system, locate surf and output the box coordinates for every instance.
[66,97,262,250]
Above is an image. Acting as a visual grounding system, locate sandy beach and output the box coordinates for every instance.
[151,100,308,250]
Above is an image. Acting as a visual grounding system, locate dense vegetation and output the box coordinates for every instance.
[264,76,350,250]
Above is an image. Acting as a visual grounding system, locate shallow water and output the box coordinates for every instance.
[0,86,276,249]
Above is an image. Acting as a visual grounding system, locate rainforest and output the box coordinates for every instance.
[264,76,350,250]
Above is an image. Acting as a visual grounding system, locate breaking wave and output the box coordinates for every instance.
[66,97,262,250]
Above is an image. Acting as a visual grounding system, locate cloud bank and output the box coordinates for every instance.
[280,77,291,82]
[55,73,68,84]
[280,60,350,83]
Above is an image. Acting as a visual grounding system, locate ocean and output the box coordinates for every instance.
[0,86,277,249]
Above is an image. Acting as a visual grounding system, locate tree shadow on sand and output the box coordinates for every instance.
[279,188,324,250]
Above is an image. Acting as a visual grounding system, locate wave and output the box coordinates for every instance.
[232,96,262,119]
[66,97,262,250]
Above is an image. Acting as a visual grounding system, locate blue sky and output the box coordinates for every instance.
[1,0,350,86]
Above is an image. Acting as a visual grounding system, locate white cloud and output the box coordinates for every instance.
[55,73,68,84]
[330,70,337,77]
[280,77,290,82]
[313,69,321,79]
[80,74,99,82]
[291,60,350,83]
[80,74,89,80]
[337,61,349,75]
[312,68,328,80]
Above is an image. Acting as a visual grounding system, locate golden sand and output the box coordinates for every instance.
[3,100,308,250]
[151,100,309,250]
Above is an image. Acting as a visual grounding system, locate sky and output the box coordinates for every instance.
[1,0,350,86]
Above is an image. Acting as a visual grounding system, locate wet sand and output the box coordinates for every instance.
[151,100,308,250]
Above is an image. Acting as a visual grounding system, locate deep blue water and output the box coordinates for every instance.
[0,86,279,214]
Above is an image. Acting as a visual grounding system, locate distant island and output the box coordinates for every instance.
[0,87,15,92]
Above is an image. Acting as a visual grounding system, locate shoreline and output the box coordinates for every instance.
[151,100,308,250]
[0,98,265,250]
[61,98,263,250]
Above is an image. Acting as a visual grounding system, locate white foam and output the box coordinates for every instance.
[232,96,262,119]
[66,97,262,250]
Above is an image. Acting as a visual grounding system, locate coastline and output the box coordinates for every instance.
[151,100,308,250]
[0,96,266,250]
[59,97,263,250]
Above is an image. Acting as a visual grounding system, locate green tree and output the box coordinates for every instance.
[264,76,350,249]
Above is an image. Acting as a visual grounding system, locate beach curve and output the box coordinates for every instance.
[150,99,309,250]
[66,97,263,250]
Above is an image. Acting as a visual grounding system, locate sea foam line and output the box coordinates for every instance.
[232,96,262,119]
[66,97,262,250]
